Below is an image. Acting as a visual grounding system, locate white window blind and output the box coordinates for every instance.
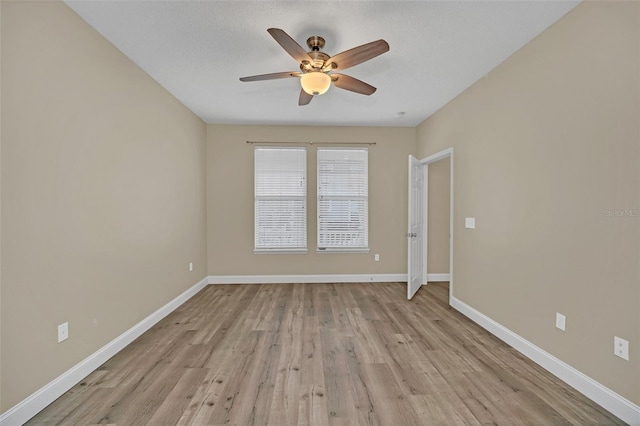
[254,147,307,252]
[317,148,368,251]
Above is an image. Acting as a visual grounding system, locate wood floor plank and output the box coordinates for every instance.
[267,284,304,425]
[300,314,325,386]
[408,392,481,426]
[367,321,432,396]
[341,336,382,426]
[298,384,329,426]
[176,368,231,425]
[318,325,357,423]
[204,330,265,425]
[146,367,210,425]
[27,282,625,426]
[361,363,422,426]
[344,308,388,364]
[326,285,354,337]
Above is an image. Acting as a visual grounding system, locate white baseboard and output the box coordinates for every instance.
[450,296,640,426]
[426,273,450,282]
[208,273,407,285]
[0,277,209,426]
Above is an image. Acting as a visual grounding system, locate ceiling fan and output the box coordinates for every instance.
[240,28,389,106]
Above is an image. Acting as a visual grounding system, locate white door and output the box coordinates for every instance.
[407,155,426,300]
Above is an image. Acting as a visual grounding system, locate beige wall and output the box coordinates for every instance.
[427,158,450,275]
[207,124,415,276]
[1,1,207,411]
[417,1,639,404]
[0,0,3,409]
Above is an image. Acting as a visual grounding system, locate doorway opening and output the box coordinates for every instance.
[407,148,453,302]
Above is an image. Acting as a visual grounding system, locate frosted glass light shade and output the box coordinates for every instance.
[300,72,331,96]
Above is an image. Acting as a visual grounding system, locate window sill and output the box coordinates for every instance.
[254,249,308,254]
[316,248,370,254]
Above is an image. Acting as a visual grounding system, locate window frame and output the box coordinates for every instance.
[316,147,369,253]
[254,146,308,254]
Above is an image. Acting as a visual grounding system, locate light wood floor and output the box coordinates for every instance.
[28,282,623,425]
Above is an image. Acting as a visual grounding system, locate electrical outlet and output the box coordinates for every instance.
[189,262,193,272]
[614,336,629,361]
[374,254,380,262]
[555,313,566,331]
[58,322,69,343]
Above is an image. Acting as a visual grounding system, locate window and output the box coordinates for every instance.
[254,147,307,252]
[317,148,368,251]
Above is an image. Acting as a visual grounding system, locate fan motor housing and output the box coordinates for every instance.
[300,52,330,72]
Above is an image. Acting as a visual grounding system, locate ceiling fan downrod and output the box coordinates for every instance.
[306,36,325,51]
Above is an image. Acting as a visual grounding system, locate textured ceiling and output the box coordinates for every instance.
[64,1,579,127]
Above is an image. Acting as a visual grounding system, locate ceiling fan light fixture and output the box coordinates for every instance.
[300,72,331,96]
[240,29,389,105]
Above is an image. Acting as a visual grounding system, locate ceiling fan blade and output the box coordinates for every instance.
[239,71,301,82]
[326,39,389,71]
[332,74,377,95]
[299,89,313,106]
[267,28,313,63]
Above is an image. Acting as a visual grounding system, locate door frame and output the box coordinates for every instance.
[419,147,454,305]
